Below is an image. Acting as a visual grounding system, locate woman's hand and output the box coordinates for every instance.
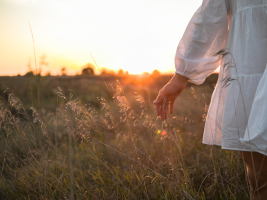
[153,73,188,121]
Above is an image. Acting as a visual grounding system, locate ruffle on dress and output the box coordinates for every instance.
[240,65,267,155]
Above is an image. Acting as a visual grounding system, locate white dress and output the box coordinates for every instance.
[175,0,267,154]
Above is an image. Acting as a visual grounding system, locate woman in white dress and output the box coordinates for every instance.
[154,0,267,199]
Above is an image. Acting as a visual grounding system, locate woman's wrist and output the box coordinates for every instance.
[173,73,189,82]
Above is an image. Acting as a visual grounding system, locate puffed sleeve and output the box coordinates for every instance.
[175,0,230,85]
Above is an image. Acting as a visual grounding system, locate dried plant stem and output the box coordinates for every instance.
[95,139,194,200]
[89,53,113,98]
[28,21,40,110]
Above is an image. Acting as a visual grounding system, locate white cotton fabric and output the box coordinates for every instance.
[175,0,267,153]
[240,65,267,155]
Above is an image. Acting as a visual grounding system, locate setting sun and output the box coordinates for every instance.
[0,0,201,76]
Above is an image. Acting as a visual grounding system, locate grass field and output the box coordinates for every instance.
[0,74,250,199]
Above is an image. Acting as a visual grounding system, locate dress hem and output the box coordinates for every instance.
[202,142,254,152]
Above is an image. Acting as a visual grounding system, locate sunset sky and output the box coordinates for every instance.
[0,0,202,76]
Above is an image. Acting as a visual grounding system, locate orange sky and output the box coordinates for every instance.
[0,0,202,76]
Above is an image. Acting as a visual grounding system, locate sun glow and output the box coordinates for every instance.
[0,0,202,76]
[117,52,167,74]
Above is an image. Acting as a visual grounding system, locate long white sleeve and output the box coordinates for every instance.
[175,0,229,85]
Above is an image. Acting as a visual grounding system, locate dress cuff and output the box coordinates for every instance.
[175,71,204,85]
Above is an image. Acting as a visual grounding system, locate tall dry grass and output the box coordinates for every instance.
[0,75,249,199]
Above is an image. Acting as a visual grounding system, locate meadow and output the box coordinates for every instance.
[0,74,249,199]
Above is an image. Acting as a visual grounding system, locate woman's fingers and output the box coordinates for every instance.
[156,103,166,121]
[155,99,174,120]
[160,106,164,121]
[155,98,172,121]
[153,89,166,104]
[158,103,168,121]
[162,106,165,121]
[164,105,168,120]
[170,100,175,114]
[155,103,160,116]
[154,90,166,120]
[153,73,188,120]
[167,103,169,119]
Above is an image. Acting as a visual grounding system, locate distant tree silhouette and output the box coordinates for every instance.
[24,71,34,77]
[45,71,51,76]
[151,69,161,77]
[82,63,95,75]
[39,54,48,76]
[24,58,34,77]
[27,58,32,72]
[101,69,115,75]
[117,69,124,76]
[61,67,67,76]
[40,54,48,67]
[101,69,108,75]
[142,72,149,76]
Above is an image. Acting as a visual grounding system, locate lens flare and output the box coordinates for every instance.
[161,131,167,136]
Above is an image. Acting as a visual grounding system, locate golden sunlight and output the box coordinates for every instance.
[118,52,166,74]
[0,0,201,76]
